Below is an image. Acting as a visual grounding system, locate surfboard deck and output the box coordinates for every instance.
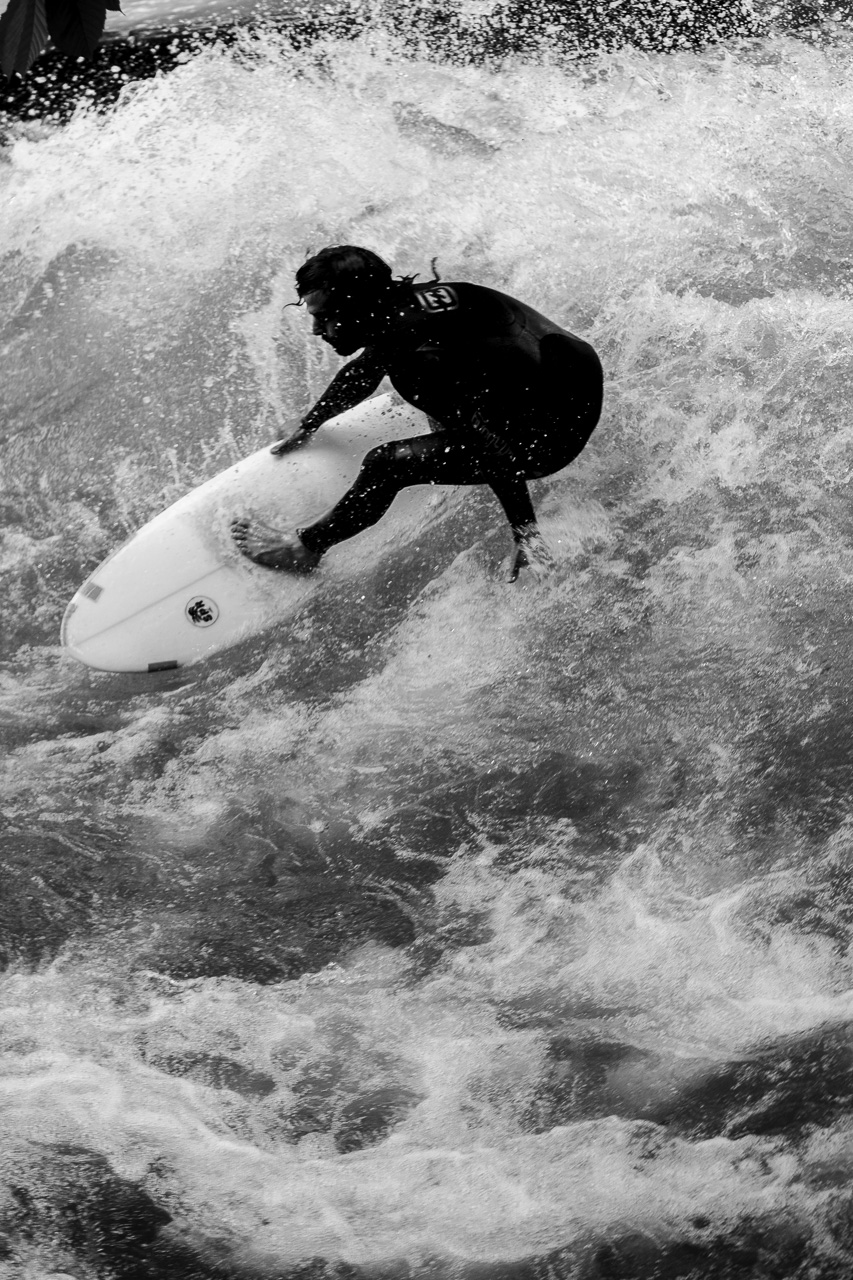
[61,394,430,672]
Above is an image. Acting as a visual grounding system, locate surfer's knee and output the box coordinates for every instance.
[364,438,436,473]
[362,440,410,474]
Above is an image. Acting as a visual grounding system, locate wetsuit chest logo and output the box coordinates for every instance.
[416,285,459,314]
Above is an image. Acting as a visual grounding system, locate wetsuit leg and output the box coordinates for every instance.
[517,333,604,478]
[298,433,533,555]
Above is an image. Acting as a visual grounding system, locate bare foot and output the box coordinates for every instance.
[231,517,322,574]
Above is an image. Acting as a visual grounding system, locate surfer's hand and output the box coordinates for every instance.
[270,427,312,456]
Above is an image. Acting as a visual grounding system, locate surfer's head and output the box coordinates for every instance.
[296,245,394,355]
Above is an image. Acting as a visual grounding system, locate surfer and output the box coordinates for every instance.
[231,245,603,581]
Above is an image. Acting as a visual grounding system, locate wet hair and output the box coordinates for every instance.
[295,246,394,305]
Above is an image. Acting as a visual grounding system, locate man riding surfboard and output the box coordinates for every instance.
[232,245,603,581]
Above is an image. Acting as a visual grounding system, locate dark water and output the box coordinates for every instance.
[5,4,853,1277]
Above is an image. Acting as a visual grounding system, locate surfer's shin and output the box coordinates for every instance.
[298,442,406,555]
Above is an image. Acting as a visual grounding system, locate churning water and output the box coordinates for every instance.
[4,10,853,1277]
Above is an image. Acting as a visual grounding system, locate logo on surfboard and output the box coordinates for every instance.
[185,596,219,627]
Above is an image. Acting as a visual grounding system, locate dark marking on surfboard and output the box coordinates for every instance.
[81,581,103,601]
[185,596,219,627]
[148,660,179,672]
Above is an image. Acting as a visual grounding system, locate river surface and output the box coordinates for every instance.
[4,7,853,1278]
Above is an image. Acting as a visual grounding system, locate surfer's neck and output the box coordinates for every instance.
[367,282,423,343]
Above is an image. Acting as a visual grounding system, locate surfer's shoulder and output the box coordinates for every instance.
[417,279,523,326]
[410,280,467,316]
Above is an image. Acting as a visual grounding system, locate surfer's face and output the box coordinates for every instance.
[303,288,368,356]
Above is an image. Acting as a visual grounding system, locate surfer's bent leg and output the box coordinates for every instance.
[490,338,603,579]
[298,433,492,556]
[472,340,602,544]
[526,333,603,477]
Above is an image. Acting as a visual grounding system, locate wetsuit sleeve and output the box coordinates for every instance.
[300,350,386,434]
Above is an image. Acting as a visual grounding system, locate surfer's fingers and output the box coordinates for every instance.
[270,432,307,455]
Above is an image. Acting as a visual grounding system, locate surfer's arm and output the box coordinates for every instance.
[270,352,386,454]
[303,353,386,432]
[304,357,386,429]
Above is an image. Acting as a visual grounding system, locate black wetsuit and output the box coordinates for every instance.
[297,281,603,554]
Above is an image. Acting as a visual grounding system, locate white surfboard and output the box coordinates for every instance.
[61,394,430,673]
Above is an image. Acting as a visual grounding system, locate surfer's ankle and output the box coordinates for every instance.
[507,523,553,582]
[513,521,540,546]
[289,533,322,572]
[295,527,325,559]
